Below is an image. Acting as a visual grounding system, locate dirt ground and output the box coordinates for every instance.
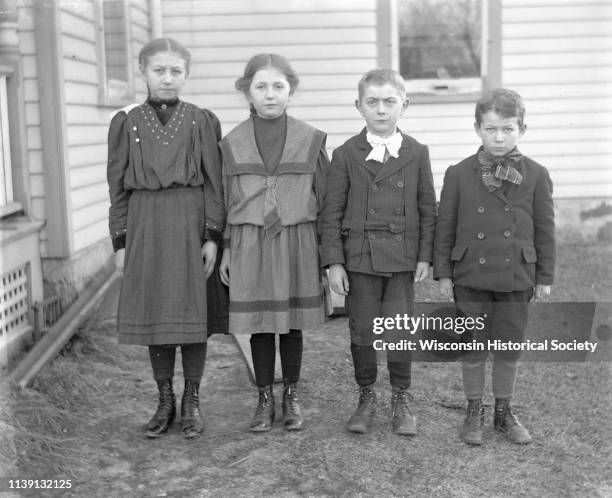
[2,242,612,497]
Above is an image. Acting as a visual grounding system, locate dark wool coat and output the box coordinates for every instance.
[320,128,437,275]
[433,153,555,292]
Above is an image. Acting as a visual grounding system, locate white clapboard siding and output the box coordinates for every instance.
[18,3,49,250]
[502,0,612,197]
[161,0,379,148]
[69,164,107,191]
[55,0,151,252]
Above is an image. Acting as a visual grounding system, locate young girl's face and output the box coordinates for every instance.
[475,110,525,156]
[247,68,291,119]
[142,51,188,101]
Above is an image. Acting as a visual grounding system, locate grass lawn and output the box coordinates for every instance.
[1,233,610,497]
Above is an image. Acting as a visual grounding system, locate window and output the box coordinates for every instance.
[0,74,15,210]
[96,0,134,105]
[381,0,500,100]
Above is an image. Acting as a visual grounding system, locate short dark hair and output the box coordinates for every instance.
[235,53,299,95]
[357,69,407,101]
[138,38,191,75]
[475,88,526,129]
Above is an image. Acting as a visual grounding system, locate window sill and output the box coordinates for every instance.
[0,202,23,219]
[407,92,483,105]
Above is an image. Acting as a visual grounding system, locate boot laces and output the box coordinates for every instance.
[284,386,300,414]
[255,391,273,416]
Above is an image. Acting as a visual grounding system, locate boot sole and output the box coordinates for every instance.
[249,425,273,433]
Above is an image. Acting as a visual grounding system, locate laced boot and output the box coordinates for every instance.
[181,379,204,438]
[460,399,485,445]
[494,398,532,444]
[249,385,275,432]
[145,379,176,438]
[282,381,304,431]
[391,386,417,436]
[346,384,376,434]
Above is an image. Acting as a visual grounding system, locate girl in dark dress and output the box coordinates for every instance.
[107,38,224,439]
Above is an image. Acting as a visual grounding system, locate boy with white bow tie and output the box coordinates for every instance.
[320,69,437,435]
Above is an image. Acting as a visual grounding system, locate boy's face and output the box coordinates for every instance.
[142,51,188,101]
[475,110,525,156]
[356,83,408,137]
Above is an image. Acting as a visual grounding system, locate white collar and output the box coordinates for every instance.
[365,131,403,163]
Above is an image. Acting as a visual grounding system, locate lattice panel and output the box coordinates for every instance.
[0,264,30,337]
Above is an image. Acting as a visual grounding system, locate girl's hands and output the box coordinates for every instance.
[115,249,125,276]
[329,264,349,296]
[414,261,430,282]
[438,277,454,301]
[201,241,218,279]
[219,248,230,286]
[534,284,552,302]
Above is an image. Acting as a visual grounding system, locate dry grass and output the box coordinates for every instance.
[0,233,610,497]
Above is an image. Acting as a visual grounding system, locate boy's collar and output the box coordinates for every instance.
[357,127,405,150]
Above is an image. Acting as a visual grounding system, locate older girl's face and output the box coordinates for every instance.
[142,51,188,101]
[247,68,291,119]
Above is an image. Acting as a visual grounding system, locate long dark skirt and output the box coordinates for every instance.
[118,187,210,345]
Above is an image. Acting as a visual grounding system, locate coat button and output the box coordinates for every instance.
[395,235,402,241]
[372,184,379,190]
[397,181,404,188]
[477,232,485,239]
[504,205,511,212]
[478,257,486,264]
[369,208,376,215]
[135,138,140,142]
[505,257,511,263]
[477,206,485,213]
[504,230,511,237]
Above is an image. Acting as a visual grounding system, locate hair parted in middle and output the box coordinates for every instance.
[357,68,408,101]
[235,53,300,94]
[138,37,192,74]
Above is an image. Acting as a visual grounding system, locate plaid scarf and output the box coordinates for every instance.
[477,147,523,192]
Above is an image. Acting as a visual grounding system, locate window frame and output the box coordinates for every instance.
[95,0,136,107]
[0,63,24,218]
[378,0,502,104]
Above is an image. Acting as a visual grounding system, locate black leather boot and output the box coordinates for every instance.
[494,398,532,444]
[391,386,417,436]
[250,385,275,432]
[460,398,485,445]
[181,379,204,438]
[145,379,176,438]
[282,380,304,431]
[346,384,376,434]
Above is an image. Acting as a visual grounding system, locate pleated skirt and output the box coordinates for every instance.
[117,187,209,345]
[228,222,324,334]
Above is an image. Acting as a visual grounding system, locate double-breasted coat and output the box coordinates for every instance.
[320,128,437,275]
[433,153,555,292]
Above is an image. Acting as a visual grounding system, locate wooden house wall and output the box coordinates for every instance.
[162,0,612,199]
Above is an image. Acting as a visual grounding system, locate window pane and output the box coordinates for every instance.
[0,76,12,207]
[103,0,130,101]
[398,0,482,94]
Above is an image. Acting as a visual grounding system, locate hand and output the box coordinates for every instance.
[329,264,349,296]
[439,278,454,301]
[414,261,430,282]
[534,284,551,302]
[115,249,125,276]
[201,241,218,279]
[219,248,230,286]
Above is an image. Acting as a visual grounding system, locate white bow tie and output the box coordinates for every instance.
[365,131,403,163]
